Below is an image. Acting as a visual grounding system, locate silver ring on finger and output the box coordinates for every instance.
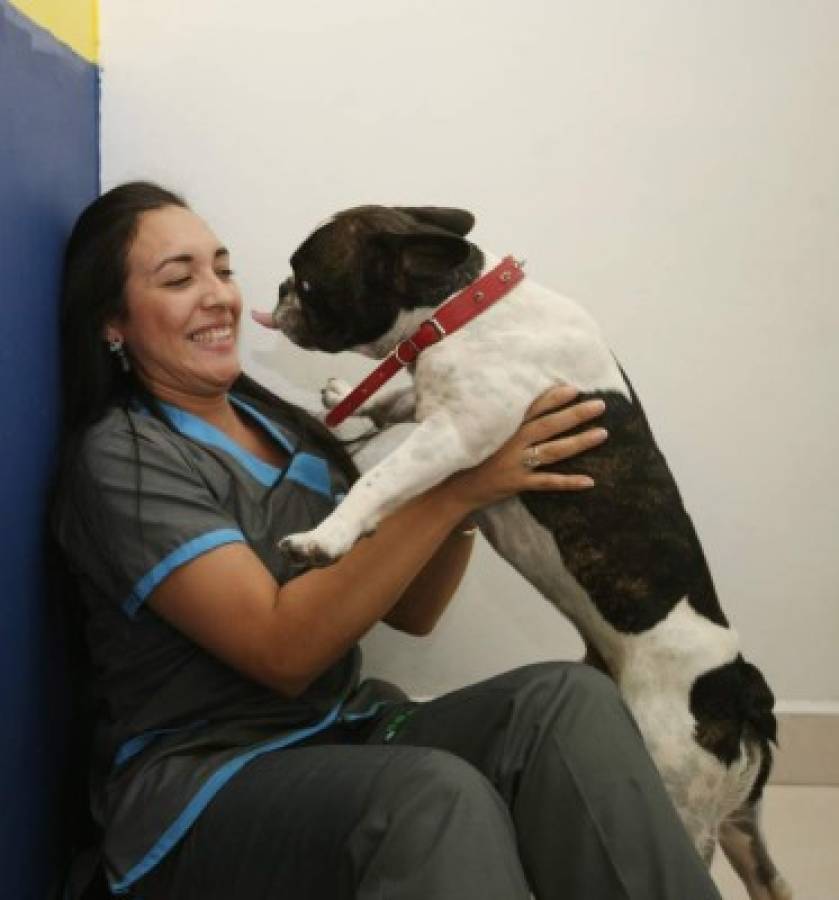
[523,445,542,469]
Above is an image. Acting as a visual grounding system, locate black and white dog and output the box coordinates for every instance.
[253,206,791,900]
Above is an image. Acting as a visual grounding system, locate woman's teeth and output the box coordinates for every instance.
[190,326,233,344]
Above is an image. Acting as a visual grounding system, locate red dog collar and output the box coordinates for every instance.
[324,255,525,427]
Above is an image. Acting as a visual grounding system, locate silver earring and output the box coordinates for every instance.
[108,337,131,373]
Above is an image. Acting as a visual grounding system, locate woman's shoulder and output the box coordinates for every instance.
[80,404,184,467]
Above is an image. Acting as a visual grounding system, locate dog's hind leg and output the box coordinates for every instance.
[718,799,793,900]
[582,642,610,675]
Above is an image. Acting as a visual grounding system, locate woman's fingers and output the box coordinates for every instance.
[535,424,609,463]
[529,472,597,491]
[525,397,606,446]
[516,386,609,493]
[518,428,607,492]
[522,384,580,421]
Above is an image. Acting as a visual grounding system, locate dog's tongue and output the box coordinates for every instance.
[251,309,277,329]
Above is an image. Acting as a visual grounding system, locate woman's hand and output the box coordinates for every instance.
[444,385,607,513]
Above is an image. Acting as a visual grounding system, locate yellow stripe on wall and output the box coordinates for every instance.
[10,0,98,63]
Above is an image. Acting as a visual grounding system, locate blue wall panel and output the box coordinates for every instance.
[0,3,98,897]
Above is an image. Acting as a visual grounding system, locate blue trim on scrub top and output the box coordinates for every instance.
[228,394,297,454]
[159,401,283,487]
[122,528,245,618]
[229,396,336,499]
[109,702,344,894]
[159,396,334,498]
[113,720,210,770]
[285,452,333,499]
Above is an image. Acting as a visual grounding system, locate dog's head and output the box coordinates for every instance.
[252,206,483,355]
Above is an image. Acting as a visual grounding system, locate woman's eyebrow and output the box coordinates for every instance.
[154,247,229,273]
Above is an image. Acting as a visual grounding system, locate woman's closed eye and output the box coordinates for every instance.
[164,268,234,288]
[164,274,192,288]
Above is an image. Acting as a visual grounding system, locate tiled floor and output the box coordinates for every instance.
[710,785,839,899]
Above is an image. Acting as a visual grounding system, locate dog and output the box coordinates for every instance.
[252,205,792,900]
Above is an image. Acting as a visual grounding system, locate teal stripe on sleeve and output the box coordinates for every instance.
[123,528,245,618]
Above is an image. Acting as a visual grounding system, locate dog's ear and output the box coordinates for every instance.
[366,232,471,292]
[395,207,475,237]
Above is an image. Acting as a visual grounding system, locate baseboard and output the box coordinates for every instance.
[413,694,837,785]
[771,703,839,786]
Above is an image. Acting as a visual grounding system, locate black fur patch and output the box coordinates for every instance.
[690,655,777,773]
[520,372,728,633]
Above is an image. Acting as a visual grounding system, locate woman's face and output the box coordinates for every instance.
[110,205,243,400]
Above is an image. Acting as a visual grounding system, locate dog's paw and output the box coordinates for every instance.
[321,377,354,411]
[278,520,360,567]
[278,534,338,567]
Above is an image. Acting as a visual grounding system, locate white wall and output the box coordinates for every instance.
[101,0,839,704]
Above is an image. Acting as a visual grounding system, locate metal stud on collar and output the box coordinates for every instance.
[428,316,447,338]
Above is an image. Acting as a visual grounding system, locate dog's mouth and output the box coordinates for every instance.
[251,309,278,329]
[251,304,326,351]
[251,306,306,344]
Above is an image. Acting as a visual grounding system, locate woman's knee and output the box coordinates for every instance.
[349,748,529,897]
[510,660,623,715]
[347,747,520,875]
[508,662,638,757]
[552,660,620,702]
[389,746,508,819]
[367,746,516,846]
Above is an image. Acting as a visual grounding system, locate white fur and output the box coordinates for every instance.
[281,256,791,898]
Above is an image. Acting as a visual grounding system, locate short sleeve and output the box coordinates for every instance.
[57,414,245,618]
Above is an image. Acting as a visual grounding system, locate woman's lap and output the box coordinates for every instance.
[137,661,721,900]
[137,740,529,900]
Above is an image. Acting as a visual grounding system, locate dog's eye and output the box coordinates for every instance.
[300,279,311,294]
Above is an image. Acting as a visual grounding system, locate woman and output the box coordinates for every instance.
[53,182,721,899]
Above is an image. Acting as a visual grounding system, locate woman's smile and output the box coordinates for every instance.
[188,323,236,348]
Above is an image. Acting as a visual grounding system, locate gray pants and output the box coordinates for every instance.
[138,663,722,899]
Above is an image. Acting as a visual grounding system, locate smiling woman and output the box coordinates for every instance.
[50,182,721,900]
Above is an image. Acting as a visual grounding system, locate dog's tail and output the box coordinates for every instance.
[690,655,778,769]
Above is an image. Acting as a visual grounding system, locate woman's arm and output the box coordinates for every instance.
[382,520,477,636]
[147,386,606,698]
[147,478,477,698]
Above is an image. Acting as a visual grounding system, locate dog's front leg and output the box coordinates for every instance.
[322,377,416,427]
[280,411,500,566]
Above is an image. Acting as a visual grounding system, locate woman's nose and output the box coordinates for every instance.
[202,275,238,306]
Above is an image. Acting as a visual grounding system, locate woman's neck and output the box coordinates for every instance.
[149,382,238,433]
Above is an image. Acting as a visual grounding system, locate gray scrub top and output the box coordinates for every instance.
[55,392,392,893]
